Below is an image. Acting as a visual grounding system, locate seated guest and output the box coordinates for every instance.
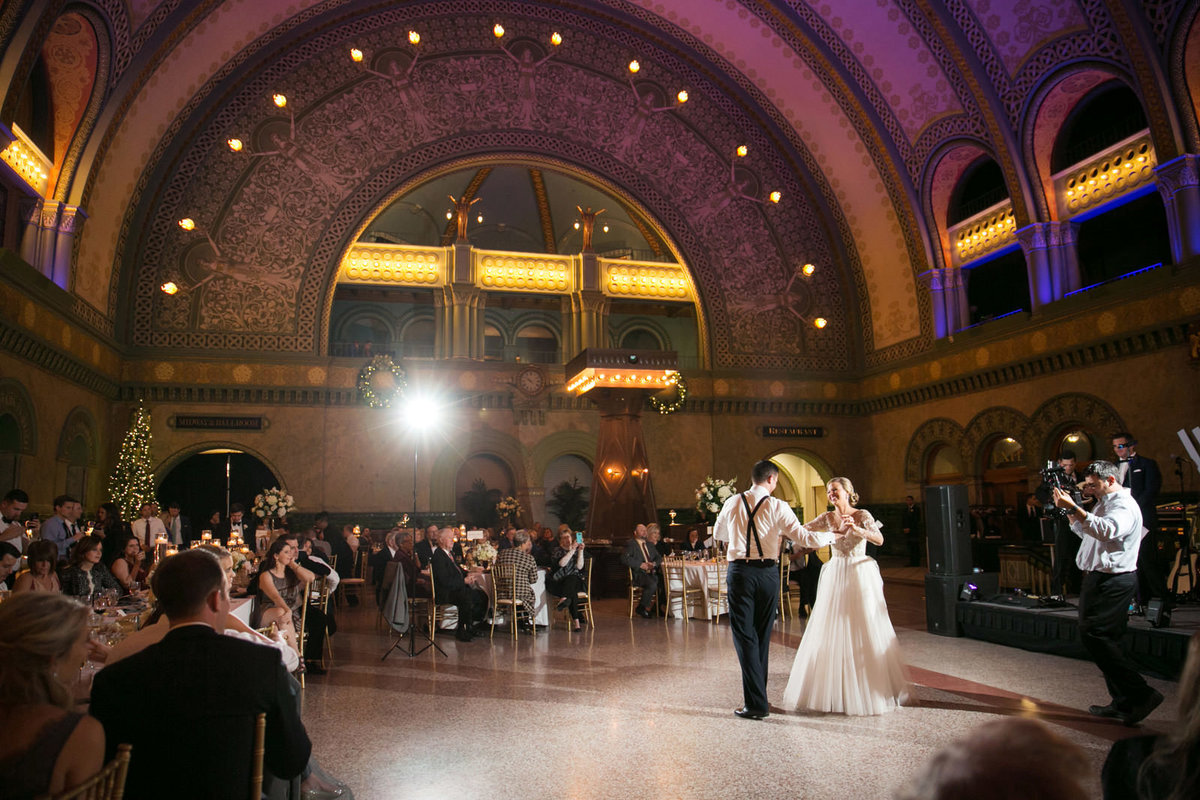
[494,530,539,630]
[11,539,61,594]
[1103,631,1200,799]
[680,528,708,555]
[60,535,121,599]
[327,525,358,606]
[431,527,488,642]
[96,502,131,566]
[299,537,338,592]
[531,527,557,568]
[497,527,516,550]
[392,531,429,598]
[647,524,670,557]
[107,534,147,594]
[275,535,333,675]
[0,593,106,798]
[253,537,316,658]
[895,718,1089,800]
[90,549,312,799]
[547,530,588,631]
[622,524,660,618]
[0,541,20,590]
[414,524,438,568]
[370,529,399,602]
[214,503,249,546]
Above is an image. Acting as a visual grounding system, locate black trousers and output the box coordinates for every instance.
[1050,518,1081,595]
[447,585,489,631]
[1078,571,1152,710]
[631,568,658,608]
[727,561,779,714]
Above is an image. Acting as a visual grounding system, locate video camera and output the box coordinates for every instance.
[1036,460,1083,517]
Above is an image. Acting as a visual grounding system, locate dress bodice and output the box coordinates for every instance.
[806,510,880,558]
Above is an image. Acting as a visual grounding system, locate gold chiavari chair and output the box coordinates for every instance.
[427,576,455,642]
[779,556,793,620]
[662,557,702,624]
[490,563,532,640]
[574,557,594,628]
[337,551,366,606]
[296,580,311,687]
[36,744,131,800]
[628,567,659,618]
[705,558,728,623]
[249,712,266,800]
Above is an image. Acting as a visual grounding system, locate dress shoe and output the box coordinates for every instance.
[301,788,344,800]
[734,706,768,720]
[304,661,327,675]
[1088,702,1120,718]
[636,606,652,619]
[1121,690,1164,726]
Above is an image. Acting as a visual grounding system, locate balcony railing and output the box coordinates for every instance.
[1053,130,1155,220]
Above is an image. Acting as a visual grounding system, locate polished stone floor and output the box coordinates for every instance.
[300,579,1179,799]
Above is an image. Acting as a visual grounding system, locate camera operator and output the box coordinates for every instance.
[1053,460,1163,726]
[1035,450,1091,599]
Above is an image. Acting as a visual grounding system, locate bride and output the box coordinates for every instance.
[782,477,910,715]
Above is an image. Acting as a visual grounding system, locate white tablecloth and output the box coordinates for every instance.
[665,561,725,620]
[440,568,550,627]
[230,596,253,625]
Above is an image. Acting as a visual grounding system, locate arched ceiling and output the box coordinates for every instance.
[2,0,1189,372]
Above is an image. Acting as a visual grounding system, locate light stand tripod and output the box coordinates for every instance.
[381,557,446,659]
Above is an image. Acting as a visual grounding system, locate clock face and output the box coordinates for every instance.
[517,367,545,396]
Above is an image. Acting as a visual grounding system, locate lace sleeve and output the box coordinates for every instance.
[801,512,834,534]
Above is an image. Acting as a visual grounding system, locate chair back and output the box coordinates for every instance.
[492,562,519,606]
[295,581,311,686]
[249,712,266,800]
[37,744,132,800]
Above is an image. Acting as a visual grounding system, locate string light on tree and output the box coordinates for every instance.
[108,402,157,521]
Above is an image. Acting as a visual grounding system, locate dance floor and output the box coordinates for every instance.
[300,577,1180,799]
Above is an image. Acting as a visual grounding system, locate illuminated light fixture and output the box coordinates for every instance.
[493,23,505,38]
[602,225,609,233]
[226,138,243,152]
[677,90,689,103]
[551,31,563,46]
[813,317,828,329]
[628,59,640,73]
[178,218,196,231]
[573,221,580,229]
[350,47,364,62]
[408,30,421,45]
[769,190,782,203]
[1066,433,1080,443]
[160,281,179,295]
[1004,437,1016,443]
[476,214,483,223]
[272,93,288,108]
[802,263,815,276]
[736,144,748,157]
[446,211,453,219]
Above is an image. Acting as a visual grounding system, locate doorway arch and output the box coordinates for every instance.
[455,454,517,528]
[768,449,834,523]
[156,445,281,534]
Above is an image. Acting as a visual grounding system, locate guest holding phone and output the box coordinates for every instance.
[547,530,588,631]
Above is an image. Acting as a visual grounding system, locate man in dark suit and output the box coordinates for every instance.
[161,499,192,545]
[430,527,488,641]
[415,524,438,568]
[370,529,400,602]
[214,502,251,546]
[621,523,660,618]
[91,549,311,799]
[1112,431,1166,608]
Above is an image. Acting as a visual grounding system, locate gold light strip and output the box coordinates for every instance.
[565,367,678,395]
[1055,131,1155,219]
[601,259,692,301]
[476,249,573,293]
[339,243,444,285]
[0,123,51,196]
[949,201,1016,267]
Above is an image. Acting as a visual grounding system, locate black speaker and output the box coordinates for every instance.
[925,484,971,575]
[925,574,966,637]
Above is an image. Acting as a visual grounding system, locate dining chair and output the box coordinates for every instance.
[426,577,454,642]
[296,580,311,687]
[249,712,266,800]
[778,557,793,620]
[313,576,334,662]
[337,551,366,606]
[627,567,659,618]
[662,557,702,624]
[556,558,595,632]
[705,558,727,623]
[489,563,531,640]
[36,743,131,800]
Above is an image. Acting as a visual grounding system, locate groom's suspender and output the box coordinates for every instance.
[740,493,771,559]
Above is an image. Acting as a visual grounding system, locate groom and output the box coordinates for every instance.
[714,460,838,720]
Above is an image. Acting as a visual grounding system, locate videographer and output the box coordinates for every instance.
[1053,460,1163,726]
[1035,450,1091,598]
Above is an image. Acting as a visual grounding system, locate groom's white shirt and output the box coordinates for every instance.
[714,483,835,560]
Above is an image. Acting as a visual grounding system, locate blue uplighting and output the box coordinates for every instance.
[1064,262,1164,297]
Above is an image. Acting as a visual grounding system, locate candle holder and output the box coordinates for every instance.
[669,509,677,524]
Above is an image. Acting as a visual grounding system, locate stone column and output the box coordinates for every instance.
[1016,222,1081,306]
[561,290,609,359]
[435,283,485,359]
[1155,154,1200,264]
[583,387,657,543]
[927,266,969,337]
[51,205,86,290]
[18,198,43,269]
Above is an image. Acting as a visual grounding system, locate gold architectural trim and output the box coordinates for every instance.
[475,248,574,293]
[338,244,446,286]
[1054,131,1156,219]
[949,201,1017,266]
[0,122,51,196]
[601,259,692,301]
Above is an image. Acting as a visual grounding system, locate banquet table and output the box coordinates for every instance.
[439,568,551,627]
[664,560,725,620]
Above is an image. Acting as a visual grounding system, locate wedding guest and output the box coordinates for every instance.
[307,512,332,559]
[680,528,707,555]
[0,541,19,590]
[431,528,488,642]
[60,535,121,599]
[215,503,249,546]
[0,593,106,798]
[327,526,358,606]
[415,524,438,568]
[1102,631,1200,799]
[11,539,61,594]
[39,495,83,561]
[90,549,312,799]
[130,502,166,551]
[647,524,671,557]
[622,523,660,618]
[275,534,332,675]
[253,537,315,658]
[493,530,539,631]
[107,534,147,594]
[370,530,399,602]
[159,500,191,545]
[95,502,131,565]
[895,718,1089,800]
[547,530,588,631]
[392,530,429,598]
[299,537,339,592]
[0,488,31,553]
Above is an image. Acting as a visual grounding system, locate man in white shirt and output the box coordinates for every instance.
[0,489,31,553]
[714,460,838,720]
[131,501,168,549]
[1053,459,1163,726]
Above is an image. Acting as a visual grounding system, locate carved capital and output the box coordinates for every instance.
[1154,153,1200,199]
[57,205,87,235]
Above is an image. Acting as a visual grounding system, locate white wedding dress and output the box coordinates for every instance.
[782,510,910,715]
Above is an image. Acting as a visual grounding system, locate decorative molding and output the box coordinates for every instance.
[0,378,38,454]
[57,406,99,465]
[904,417,966,484]
[0,317,120,398]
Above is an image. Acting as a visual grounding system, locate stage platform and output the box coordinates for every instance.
[956,596,1197,680]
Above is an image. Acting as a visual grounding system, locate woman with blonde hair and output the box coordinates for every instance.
[781,476,910,715]
[0,593,106,797]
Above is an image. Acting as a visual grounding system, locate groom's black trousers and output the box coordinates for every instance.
[727,560,779,713]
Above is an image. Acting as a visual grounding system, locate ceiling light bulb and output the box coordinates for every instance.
[160,281,179,295]
[677,90,688,103]
[408,30,421,45]
[446,211,453,219]
[628,59,640,73]
[272,93,287,108]
[227,138,243,152]
[476,214,483,223]
[769,191,782,203]
[602,225,609,233]
[178,218,195,231]
[350,48,363,62]
[551,32,562,46]
[736,144,748,157]
[813,317,828,329]
[493,23,505,38]
[802,263,815,276]
[573,221,580,229]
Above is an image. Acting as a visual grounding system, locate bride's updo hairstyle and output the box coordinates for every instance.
[827,477,860,506]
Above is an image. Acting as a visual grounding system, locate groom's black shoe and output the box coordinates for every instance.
[734,706,768,720]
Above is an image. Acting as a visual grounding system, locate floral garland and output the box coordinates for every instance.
[695,476,737,516]
[253,487,294,519]
[357,354,408,409]
[648,374,688,415]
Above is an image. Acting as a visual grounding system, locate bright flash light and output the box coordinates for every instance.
[802,263,815,276]
[602,225,609,233]
[813,317,828,329]
[405,393,443,430]
[493,24,505,38]
[736,144,748,157]
[628,59,640,73]
[227,138,243,152]
[178,218,195,231]
[160,281,179,295]
[446,211,453,219]
[272,93,287,108]
[408,30,421,45]
[551,32,562,46]
[677,90,689,103]
[769,191,782,203]
[350,48,363,62]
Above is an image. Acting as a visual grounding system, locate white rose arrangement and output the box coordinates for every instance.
[696,476,737,516]
[253,487,295,519]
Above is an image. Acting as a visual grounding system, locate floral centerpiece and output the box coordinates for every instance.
[496,496,521,526]
[472,541,498,565]
[696,476,737,518]
[253,487,295,527]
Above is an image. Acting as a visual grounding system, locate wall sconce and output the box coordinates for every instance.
[605,466,623,479]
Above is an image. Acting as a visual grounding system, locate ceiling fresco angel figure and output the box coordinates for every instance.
[693,162,763,225]
[499,40,556,128]
[612,77,680,161]
[724,262,812,322]
[358,50,432,138]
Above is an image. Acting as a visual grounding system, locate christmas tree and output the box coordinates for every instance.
[109,402,156,520]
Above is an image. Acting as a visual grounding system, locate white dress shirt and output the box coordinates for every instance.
[714,483,835,560]
[132,516,168,548]
[1071,486,1144,574]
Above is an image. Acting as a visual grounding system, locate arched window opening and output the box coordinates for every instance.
[401,319,435,358]
[1075,193,1172,284]
[64,434,89,503]
[0,414,20,493]
[947,158,1007,226]
[1052,83,1148,173]
[483,323,504,361]
[619,327,664,350]
[334,315,392,358]
[965,250,1030,325]
[514,324,558,364]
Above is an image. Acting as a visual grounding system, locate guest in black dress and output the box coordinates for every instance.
[546,531,588,630]
[680,528,708,555]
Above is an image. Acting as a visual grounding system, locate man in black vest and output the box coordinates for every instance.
[714,460,838,720]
